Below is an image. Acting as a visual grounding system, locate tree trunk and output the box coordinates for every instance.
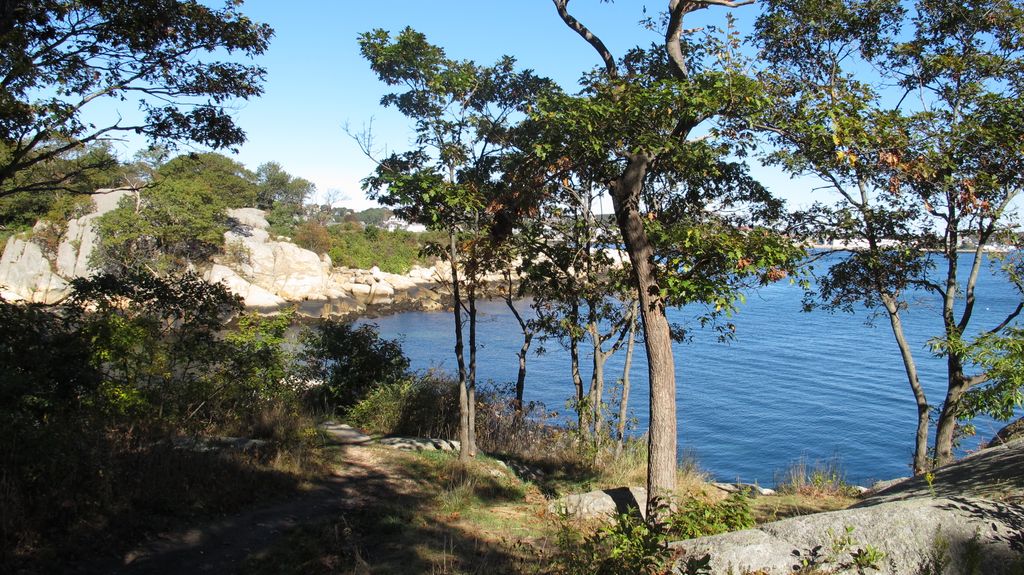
[881,295,930,475]
[450,230,471,462]
[468,282,478,457]
[588,320,606,438]
[616,302,638,456]
[504,275,532,413]
[934,361,968,468]
[569,301,586,434]
[610,152,677,513]
[933,216,963,468]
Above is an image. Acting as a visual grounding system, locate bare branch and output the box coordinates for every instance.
[986,301,1023,336]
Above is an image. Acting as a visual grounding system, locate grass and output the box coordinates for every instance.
[775,455,861,498]
[243,446,544,575]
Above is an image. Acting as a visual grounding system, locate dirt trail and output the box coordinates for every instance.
[80,446,403,575]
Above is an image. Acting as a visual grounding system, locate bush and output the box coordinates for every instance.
[0,275,323,570]
[327,226,438,273]
[299,321,410,413]
[346,372,460,438]
[665,493,755,539]
[293,220,332,254]
[0,298,99,422]
[65,270,244,432]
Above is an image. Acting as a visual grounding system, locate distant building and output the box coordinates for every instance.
[381,216,427,233]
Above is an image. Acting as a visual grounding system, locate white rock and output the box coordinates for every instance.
[549,487,648,520]
[226,207,270,230]
[0,237,69,304]
[206,264,285,310]
[347,282,395,305]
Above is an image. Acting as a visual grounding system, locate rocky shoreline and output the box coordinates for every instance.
[0,190,512,319]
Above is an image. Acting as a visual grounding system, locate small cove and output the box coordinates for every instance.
[357,253,1022,487]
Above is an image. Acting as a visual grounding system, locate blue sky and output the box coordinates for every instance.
[101,1,810,211]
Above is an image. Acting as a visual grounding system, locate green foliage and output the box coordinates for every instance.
[665,493,755,540]
[353,207,393,227]
[156,152,258,208]
[265,201,304,237]
[254,161,314,210]
[93,173,232,273]
[220,311,301,431]
[0,143,123,238]
[299,321,410,413]
[65,270,244,430]
[0,273,322,569]
[327,226,433,273]
[91,152,262,272]
[0,299,99,422]
[551,501,725,575]
[0,1,271,198]
[553,511,675,575]
[938,326,1024,422]
[345,372,460,439]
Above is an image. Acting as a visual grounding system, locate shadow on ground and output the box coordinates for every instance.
[73,445,532,575]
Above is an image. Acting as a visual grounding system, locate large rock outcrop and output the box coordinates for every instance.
[0,188,132,303]
[671,438,1024,574]
[209,208,454,318]
[0,201,502,318]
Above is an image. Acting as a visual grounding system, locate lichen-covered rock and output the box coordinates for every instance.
[377,437,460,452]
[0,188,132,303]
[672,438,1024,574]
[54,188,133,279]
[671,497,1024,574]
[226,207,270,230]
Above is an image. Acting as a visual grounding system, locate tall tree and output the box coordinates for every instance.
[757,0,1024,470]
[358,28,553,461]
[0,0,271,197]
[544,1,801,510]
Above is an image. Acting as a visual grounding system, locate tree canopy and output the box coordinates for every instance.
[0,0,272,197]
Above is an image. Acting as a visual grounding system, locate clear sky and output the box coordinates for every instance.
[101,1,812,211]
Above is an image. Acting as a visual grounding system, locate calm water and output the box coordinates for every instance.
[358,254,1022,486]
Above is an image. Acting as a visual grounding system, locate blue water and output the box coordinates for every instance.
[358,253,1022,486]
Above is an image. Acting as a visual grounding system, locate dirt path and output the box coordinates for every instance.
[81,446,405,575]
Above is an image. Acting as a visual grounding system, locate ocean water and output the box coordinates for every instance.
[358,253,1022,486]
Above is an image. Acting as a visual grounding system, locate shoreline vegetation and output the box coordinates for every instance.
[0,270,870,572]
[1,0,1022,572]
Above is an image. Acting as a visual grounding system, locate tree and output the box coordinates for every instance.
[543,1,801,510]
[757,0,1024,470]
[358,28,553,462]
[254,161,315,210]
[156,152,258,208]
[0,0,271,197]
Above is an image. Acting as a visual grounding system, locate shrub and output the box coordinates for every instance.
[665,493,755,540]
[346,371,459,438]
[327,226,437,273]
[293,220,332,254]
[65,270,248,432]
[299,321,410,413]
[0,298,99,422]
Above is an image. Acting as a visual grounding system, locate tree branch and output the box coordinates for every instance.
[551,0,617,78]
[986,301,1023,336]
